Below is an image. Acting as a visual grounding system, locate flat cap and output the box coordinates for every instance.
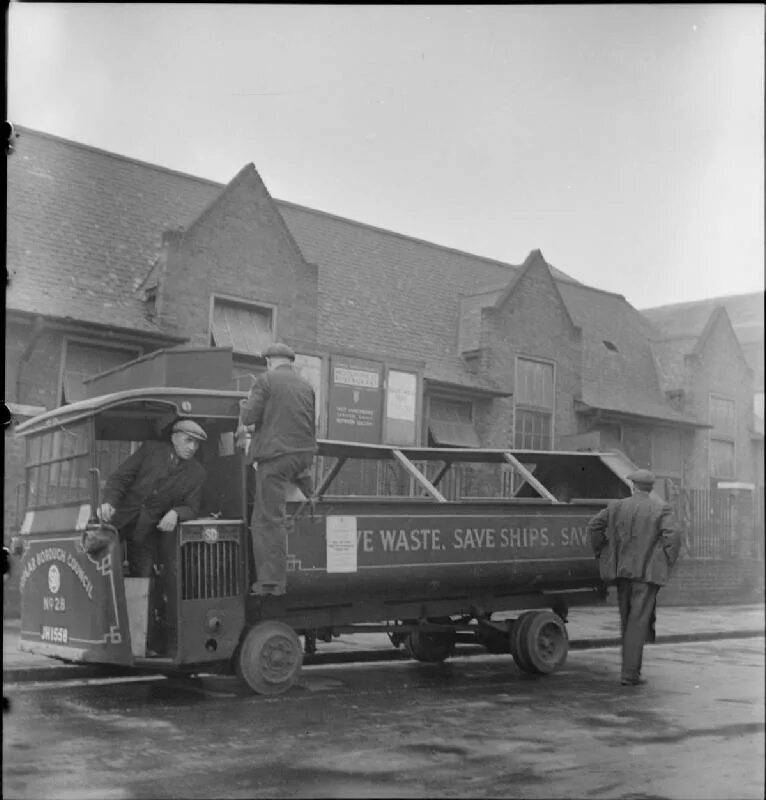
[628,469,655,486]
[172,419,208,441]
[262,342,295,361]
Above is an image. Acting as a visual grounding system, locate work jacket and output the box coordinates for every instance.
[239,365,317,464]
[588,491,681,587]
[102,440,206,542]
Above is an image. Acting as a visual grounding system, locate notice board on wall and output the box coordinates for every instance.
[328,356,383,443]
[384,369,418,445]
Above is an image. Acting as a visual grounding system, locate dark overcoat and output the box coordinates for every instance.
[239,364,316,464]
[102,440,206,542]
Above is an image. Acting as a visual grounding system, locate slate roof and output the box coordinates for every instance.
[6,127,219,336]
[6,126,698,423]
[556,283,699,425]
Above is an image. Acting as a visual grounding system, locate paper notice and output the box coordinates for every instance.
[326,516,358,573]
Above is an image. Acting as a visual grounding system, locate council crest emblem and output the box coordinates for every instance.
[48,564,61,594]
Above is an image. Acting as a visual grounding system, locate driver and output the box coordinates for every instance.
[99,419,207,578]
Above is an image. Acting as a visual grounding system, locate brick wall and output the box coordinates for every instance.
[603,558,765,607]
[478,257,582,447]
[160,165,318,347]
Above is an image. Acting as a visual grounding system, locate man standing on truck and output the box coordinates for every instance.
[588,469,681,686]
[238,342,316,596]
[99,419,208,577]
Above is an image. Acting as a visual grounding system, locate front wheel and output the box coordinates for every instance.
[235,621,303,695]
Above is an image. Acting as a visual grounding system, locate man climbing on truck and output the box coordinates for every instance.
[237,342,317,596]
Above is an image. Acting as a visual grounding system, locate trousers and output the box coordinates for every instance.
[616,578,660,681]
[251,452,314,586]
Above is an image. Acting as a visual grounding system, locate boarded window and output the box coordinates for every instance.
[652,428,683,475]
[61,341,140,404]
[709,394,736,479]
[516,358,554,409]
[210,298,273,357]
[710,439,735,479]
[709,395,736,437]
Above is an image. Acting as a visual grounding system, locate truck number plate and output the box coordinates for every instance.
[41,625,68,644]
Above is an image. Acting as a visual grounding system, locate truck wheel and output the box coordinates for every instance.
[235,621,303,695]
[518,610,568,675]
[509,611,537,673]
[405,629,455,663]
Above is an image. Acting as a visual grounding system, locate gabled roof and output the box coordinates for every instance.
[641,291,764,344]
[557,283,700,425]
[491,249,579,331]
[5,125,700,421]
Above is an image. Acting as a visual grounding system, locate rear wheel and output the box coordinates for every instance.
[509,611,537,673]
[513,610,568,675]
[405,627,455,663]
[235,621,303,695]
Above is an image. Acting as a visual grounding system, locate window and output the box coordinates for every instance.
[428,397,480,448]
[514,357,554,450]
[26,424,91,509]
[709,394,736,479]
[60,340,141,405]
[209,296,275,357]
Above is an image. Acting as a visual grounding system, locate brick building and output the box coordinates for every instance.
[5,126,763,606]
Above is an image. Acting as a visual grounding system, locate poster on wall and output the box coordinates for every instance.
[385,370,418,445]
[328,356,383,443]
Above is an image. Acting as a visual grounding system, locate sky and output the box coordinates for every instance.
[7,3,765,310]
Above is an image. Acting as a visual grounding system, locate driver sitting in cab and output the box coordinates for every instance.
[99,419,208,578]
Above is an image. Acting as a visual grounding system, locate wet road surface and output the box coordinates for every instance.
[3,638,764,799]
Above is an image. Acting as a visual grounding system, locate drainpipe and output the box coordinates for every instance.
[14,315,45,403]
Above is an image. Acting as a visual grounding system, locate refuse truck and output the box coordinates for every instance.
[11,380,631,695]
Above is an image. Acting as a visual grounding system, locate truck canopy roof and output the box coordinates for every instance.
[14,387,246,436]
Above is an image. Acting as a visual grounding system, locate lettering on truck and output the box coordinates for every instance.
[347,517,595,558]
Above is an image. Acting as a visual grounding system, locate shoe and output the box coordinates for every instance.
[250,582,285,596]
[620,677,647,686]
[144,649,160,658]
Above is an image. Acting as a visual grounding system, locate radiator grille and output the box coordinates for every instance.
[181,540,242,600]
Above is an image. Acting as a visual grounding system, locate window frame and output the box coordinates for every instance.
[513,356,556,450]
[709,393,737,480]
[208,294,277,357]
[58,336,142,406]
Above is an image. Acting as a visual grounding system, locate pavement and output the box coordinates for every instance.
[3,603,764,684]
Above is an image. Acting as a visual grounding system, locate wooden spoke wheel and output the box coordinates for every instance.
[514,610,568,675]
[235,621,303,695]
[405,628,455,663]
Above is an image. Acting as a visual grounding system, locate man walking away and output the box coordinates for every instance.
[588,469,681,686]
[238,342,317,596]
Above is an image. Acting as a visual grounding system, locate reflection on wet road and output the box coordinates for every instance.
[4,638,764,799]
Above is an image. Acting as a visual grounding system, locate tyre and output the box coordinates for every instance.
[518,610,568,675]
[405,628,455,663]
[235,621,303,695]
[509,611,537,673]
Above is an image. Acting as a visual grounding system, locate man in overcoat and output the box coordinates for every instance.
[99,419,208,577]
[238,342,316,596]
[588,469,681,685]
